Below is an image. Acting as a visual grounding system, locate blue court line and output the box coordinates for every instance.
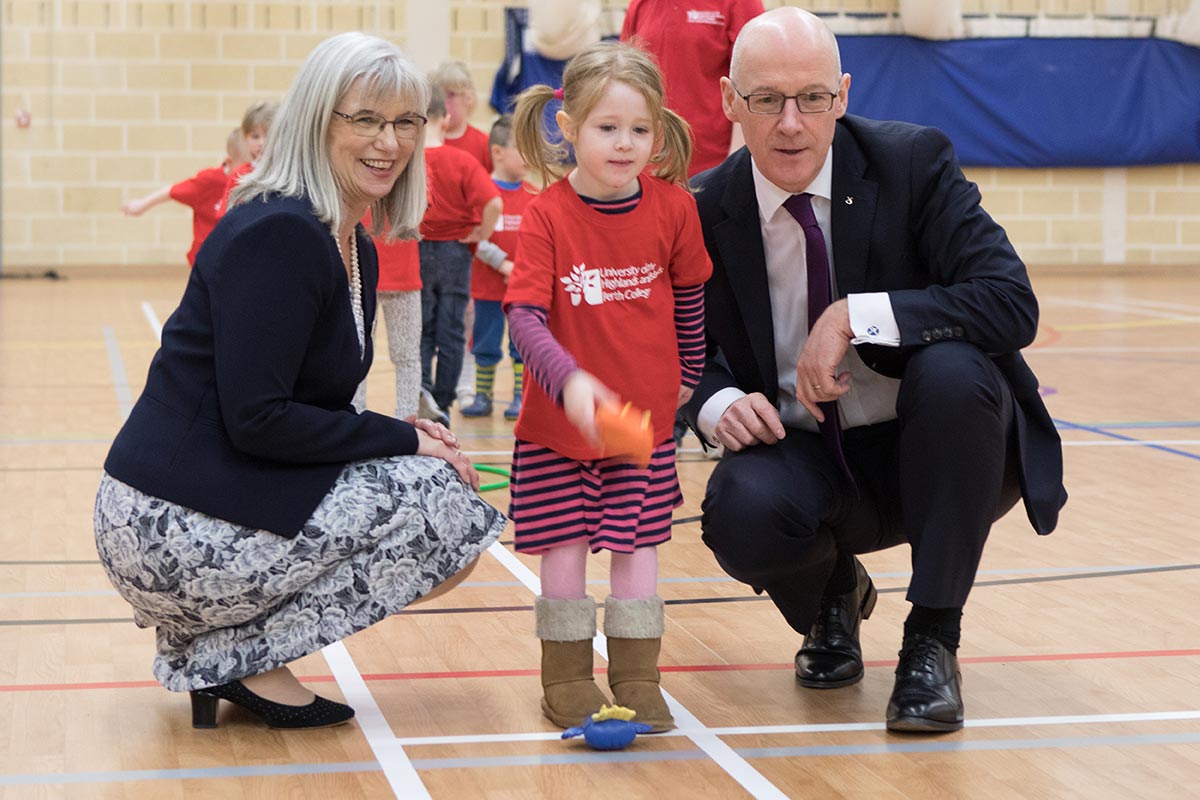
[4,730,1199,785]
[736,730,1200,759]
[1082,421,1200,430]
[1043,353,1200,367]
[1054,418,1200,462]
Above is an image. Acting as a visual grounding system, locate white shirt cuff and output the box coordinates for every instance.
[847,292,901,346]
[697,387,747,443]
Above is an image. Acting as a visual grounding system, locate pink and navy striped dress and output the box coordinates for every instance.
[502,177,712,554]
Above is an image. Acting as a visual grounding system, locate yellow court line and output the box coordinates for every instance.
[1053,318,1200,332]
[0,340,107,350]
[0,339,155,350]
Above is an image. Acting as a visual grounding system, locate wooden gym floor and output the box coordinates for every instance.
[1,268,1198,798]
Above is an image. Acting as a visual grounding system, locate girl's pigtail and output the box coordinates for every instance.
[513,85,570,189]
[652,107,694,189]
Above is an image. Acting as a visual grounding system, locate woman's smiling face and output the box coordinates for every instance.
[327,78,420,217]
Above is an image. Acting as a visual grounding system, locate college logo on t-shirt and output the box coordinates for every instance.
[561,261,664,306]
[561,264,603,306]
[495,212,522,232]
[686,10,725,25]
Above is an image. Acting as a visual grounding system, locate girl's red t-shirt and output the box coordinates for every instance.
[504,176,712,460]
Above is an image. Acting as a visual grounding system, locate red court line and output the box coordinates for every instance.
[1027,322,1063,350]
[2,648,1197,694]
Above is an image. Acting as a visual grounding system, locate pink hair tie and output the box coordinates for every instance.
[552,87,564,100]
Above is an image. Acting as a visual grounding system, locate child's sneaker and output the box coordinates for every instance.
[503,397,521,421]
[418,387,451,427]
[461,393,494,417]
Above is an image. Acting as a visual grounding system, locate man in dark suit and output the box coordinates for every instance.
[682,7,1067,732]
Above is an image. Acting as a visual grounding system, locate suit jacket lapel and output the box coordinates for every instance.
[715,153,778,398]
[831,123,878,296]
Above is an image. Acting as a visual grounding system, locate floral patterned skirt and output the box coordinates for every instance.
[94,456,506,692]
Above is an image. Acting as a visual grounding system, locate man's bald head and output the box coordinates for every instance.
[730,7,842,87]
[719,6,850,193]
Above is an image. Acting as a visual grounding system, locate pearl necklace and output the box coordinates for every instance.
[335,230,365,359]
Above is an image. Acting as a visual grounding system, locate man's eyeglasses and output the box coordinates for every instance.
[731,84,838,115]
[332,110,428,139]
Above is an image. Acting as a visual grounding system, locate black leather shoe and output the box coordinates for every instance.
[190,680,356,730]
[885,633,964,732]
[794,558,877,688]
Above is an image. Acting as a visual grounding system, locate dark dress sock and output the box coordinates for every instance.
[822,551,859,597]
[903,604,963,653]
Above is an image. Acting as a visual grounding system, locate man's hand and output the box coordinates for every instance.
[795,299,854,422]
[714,393,785,452]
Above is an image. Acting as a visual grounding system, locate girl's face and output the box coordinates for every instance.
[557,80,654,202]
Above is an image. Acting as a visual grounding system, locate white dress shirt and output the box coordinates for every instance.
[698,149,903,441]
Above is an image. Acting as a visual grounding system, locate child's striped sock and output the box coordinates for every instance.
[511,362,524,402]
[475,363,496,399]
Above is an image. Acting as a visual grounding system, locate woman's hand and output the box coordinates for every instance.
[413,418,458,449]
[416,427,480,491]
[562,371,619,448]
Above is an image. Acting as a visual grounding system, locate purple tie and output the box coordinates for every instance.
[782,193,851,481]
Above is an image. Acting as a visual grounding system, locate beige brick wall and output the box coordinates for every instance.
[1,0,410,269]
[1,0,1196,270]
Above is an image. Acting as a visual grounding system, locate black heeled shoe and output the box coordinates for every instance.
[190,679,356,729]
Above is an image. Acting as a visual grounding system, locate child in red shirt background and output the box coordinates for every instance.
[460,115,536,421]
[430,60,493,172]
[120,128,245,267]
[504,41,712,733]
[429,60,495,410]
[418,86,502,423]
[216,100,278,215]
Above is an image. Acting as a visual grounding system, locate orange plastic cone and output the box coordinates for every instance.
[595,402,654,468]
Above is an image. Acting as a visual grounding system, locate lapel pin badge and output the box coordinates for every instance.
[845,196,854,205]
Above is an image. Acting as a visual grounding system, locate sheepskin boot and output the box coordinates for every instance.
[536,596,610,728]
[603,595,675,732]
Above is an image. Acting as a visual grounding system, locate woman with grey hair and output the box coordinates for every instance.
[94,32,506,730]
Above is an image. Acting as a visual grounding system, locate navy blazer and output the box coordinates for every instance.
[105,195,419,537]
[684,115,1067,535]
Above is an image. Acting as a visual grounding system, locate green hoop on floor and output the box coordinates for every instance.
[476,464,511,492]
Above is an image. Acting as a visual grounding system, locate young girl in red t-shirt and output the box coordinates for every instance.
[503,41,712,733]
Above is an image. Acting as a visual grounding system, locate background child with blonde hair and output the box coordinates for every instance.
[120,128,246,267]
[504,40,711,733]
[429,60,494,172]
[216,100,278,214]
[429,60,495,408]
